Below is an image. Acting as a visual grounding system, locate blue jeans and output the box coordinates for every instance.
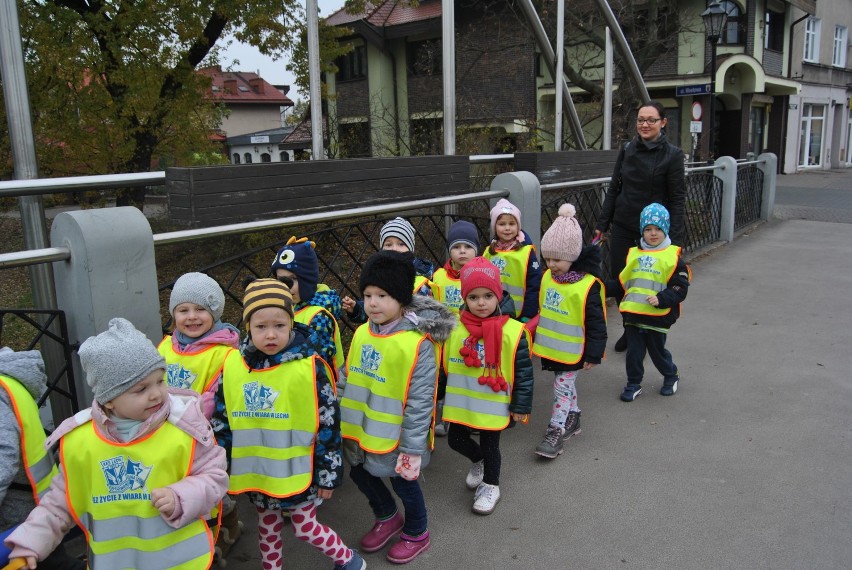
[625,326,678,384]
[349,464,427,536]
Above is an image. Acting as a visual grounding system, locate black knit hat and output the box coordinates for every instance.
[359,250,416,307]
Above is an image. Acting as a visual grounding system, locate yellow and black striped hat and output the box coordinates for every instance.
[242,278,294,325]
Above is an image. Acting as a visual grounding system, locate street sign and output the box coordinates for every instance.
[691,102,703,120]
[676,84,711,97]
[690,121,703,133]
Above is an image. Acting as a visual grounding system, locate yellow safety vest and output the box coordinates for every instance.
[0,375,57,503]
[222,351,322,498]
[532,272,606,365]
[158,337,233,394]
[341,326,433,454]
[619,245,681,317]
[431,268,463,314]
[442,319,526,430]
[483,246,533,317]
[413,275,437,297]
[62,419,213,570]
[295,304,344,370]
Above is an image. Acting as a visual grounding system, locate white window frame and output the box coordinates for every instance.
[804,17,821,63]
[833,26,847,68]
[799,103,825,168]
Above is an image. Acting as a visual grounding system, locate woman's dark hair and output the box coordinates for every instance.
[639,100,667,120]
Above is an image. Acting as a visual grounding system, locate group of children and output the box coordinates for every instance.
[1,199,689,569]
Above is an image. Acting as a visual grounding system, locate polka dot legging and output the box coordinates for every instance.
[256,502,352,569]
[549,370,580,428]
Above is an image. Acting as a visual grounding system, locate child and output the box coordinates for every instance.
[441,257,534,515]
[610,203,690,401]
[0,347,83,570]
[342,217,435,323]
[531,204,607,458]
[339,250,454,564]
[483,198,542,320]
[213,279,364,570]
[6,318,229,569]
[271,236,345,371]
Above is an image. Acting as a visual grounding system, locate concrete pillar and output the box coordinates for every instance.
[757,152,778,221]
[716,155,738,242]
[490,171,541,246]
[50,207,161,406]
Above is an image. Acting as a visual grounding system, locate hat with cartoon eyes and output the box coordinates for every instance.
[270,236,319,302]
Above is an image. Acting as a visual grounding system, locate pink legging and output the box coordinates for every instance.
[549,370,580,427]
[256,502,352,569]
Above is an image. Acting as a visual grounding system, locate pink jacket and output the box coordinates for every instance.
[169,327,240,418]
[5,389,228,563]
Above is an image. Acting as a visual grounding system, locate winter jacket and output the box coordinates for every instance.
[212,323,344,510]
[295,286,344,370]
[539,245,608,372]
[0,348,49,533]
[597,134,686,245]
[340,296,456,478]
[346,255,436,324]
[6,390,228,563]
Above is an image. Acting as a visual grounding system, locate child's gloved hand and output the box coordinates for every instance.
[394,453,422,481]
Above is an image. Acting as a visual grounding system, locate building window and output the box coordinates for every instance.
[260,153,271,163]
[410,119,442,155]
[799,103,825,167]
[232,153,241,164]
[279,151,290,161]
[718,1,744,45]
[833,26,847,67]
[244,153,253,164]
[764,10,784,52]
[335,44,366,82]
[407,39,442,76]
[338,122,371,158]
[804,17,821,63]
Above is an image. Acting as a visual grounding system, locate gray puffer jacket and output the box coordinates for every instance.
[341,296,456,477]
[0,347,48,532]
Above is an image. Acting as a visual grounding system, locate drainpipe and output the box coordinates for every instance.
[787,14,809,79]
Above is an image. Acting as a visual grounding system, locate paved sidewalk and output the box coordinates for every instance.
[224,212,852,569]
[774,167,852,223]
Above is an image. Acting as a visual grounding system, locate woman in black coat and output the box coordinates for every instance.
[594,100,686,352]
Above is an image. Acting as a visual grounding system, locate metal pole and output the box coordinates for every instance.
[554,0,565,151]
[306,0,325,159]
[591,0,651,104]
[708,39,717,163]
[442,0,456,156]
[516,0,587,149]
[603,27,613,150]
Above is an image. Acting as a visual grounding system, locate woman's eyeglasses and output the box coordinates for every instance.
[636,118,661,125]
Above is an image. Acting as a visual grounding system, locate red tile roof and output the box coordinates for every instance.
[325,0,441,28]
[198,66,294,106]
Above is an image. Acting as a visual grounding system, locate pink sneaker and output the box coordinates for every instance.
[386,531,431,564]
[360,511,404,553]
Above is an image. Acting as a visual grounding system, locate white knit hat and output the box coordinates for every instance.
[168,272,226,321]
[380,217,416,252]
[540,203,583,262]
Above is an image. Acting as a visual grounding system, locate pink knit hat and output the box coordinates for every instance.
[540,203,583,262]
[489,198,525,241]
[460,257,503,300]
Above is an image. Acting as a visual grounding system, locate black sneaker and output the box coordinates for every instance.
[614,333,628,353]
[620,383,642,402]
[660,377,679,396]
[563,411,582,441]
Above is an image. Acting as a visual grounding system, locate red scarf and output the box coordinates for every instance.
[442,259,460,279]
[459,310,510,393]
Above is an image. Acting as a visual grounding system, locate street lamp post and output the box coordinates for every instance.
[702,1,728,162]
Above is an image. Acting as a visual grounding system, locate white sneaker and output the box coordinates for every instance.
[472,483,501,515]
[465,460,484,489]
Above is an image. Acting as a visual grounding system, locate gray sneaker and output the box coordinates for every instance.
[563,411,582,441]
[535,425,565,459]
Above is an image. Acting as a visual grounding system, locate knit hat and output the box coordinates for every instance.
[380,217,416,252]
[541,203,583,262]
[460,256,503,301]
[640,202,671,236]
[270,236,320,302]
[359,250,416,307]
[168,272,226,321]
[243,278,295,325]
[447,220,480,254]
[489,198,522,239]
[79,318,166,404]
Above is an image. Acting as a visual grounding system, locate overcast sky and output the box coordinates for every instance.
[219,0,345,100]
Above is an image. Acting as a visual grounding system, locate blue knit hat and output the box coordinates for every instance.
[447,220,480,254]
[640,203,670,237]
[270,236,319,302]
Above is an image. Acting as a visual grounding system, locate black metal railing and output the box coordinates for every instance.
[734,165,763,230]
[684,171,723,251]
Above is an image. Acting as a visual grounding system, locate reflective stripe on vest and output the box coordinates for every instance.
[0,375,57,502]
[533,272,605,365]
[442,319,526,430]
[431,268,463,314]
[62,420,213,570]
[295,304,344,369]
[618,246,680,316]
[222,351,321,497]
[158,337,233,394]
[341,326,429,453]
[483,246,533,317]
